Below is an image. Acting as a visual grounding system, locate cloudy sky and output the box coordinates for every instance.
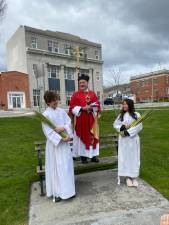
[1,0,169,85]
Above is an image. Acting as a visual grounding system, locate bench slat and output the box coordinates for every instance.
[34,141,46,145]
[100,144,117,149]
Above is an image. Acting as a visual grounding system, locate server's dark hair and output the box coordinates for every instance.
[44,91,59,105]
[119,98,137,121]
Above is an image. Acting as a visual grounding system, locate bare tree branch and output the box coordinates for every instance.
[0,0,7,20]
[109,68,122,94]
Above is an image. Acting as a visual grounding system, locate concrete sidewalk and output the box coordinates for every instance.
[0,110,34,118]
[29,170,169,225]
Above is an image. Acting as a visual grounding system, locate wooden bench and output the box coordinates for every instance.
[34,134,118,196]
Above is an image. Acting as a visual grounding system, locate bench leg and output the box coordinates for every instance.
[40,175,45,196]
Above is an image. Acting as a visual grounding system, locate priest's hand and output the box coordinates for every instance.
[54,127,65,133]
[62,136,71,142]
[82,105,93,112]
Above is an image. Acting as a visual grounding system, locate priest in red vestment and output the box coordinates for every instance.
[69,74,101,164]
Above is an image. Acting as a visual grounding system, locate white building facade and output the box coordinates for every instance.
[7,26,103,109]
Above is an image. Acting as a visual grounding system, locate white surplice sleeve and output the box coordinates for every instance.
[42,111,62,146]
[127,123,143,137]
[63,110,73,138]
[42,123,62,146]
[127,112,143,137]
[72,106,82,117]
[113,115,123,132]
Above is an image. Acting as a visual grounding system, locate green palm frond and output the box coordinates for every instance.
[33,110,67,138]
[129,109,153,128]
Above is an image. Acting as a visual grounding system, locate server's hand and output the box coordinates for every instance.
[54,127,65,133]
[62,136,71,142]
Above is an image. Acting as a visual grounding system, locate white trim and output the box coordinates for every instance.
[7,91,26,109]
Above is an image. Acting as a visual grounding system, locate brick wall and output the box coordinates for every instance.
[0,71,30,110]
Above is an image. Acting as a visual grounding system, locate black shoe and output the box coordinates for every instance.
[54,197,62,202]
[81,156,88,164]
[91,156,99,163]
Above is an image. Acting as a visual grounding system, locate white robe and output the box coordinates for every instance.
[113,112,143,179]
[42,107,75,199]
[72,106,99,158]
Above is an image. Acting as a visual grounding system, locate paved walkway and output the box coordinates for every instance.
[29,170,169,225]
[0,110,34,118]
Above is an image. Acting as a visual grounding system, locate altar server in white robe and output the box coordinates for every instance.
[42,91,75,202]
[113,98,143,187]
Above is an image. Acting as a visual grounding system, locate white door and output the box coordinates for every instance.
[8,92,26,109]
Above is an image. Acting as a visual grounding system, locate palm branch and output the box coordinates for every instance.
[33,110,67,138]
[129,109,153,128]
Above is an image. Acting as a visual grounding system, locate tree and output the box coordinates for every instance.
[110,68,121,95]
[0,0,6,20]
[109,68,122,117]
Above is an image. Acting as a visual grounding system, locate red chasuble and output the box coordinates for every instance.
[69,90,101,150]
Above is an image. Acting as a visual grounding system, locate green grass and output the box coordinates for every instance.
[0,117,44,225]
[0,109,169,225]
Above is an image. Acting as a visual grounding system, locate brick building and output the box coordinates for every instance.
[130,69,169,103]
[0,71,30,110]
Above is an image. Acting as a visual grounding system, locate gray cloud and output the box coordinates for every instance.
[1,0,169,85]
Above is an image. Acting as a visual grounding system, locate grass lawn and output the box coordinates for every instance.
[0,109,169,225]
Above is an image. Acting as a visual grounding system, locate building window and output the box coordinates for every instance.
[31,36,37,49]
[33,64,38,78]
[96,72,100,81]
[95,50,99,60]
[64,67,75,80]
[33,89,40,106]
[64,44,70,55]
[147,80,151,86]
[8,92,25,109]
[142,80,145,87]
[153,78,158,85]
[48,40,59,53]
[53,42,58,52]
[66,91,73,105]
[144,80,149,86]
[79,49,85,57]
[80,69,89,75]
[48,40,53,52]
[48,65,59,79]
[48,66,60,91]
[166,87,169,95]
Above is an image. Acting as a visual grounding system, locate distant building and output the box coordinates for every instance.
[130,69,169,103]
[6,26,103,108]
[103,83,131,99]
[0,71,30,110]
